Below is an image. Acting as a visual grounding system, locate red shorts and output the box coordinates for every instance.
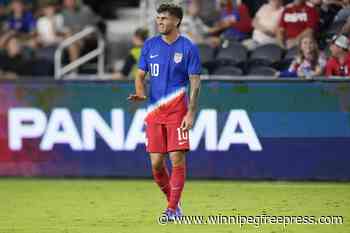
[145,121,190,153]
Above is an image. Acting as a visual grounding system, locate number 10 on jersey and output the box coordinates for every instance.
[177,127,188,141]
[150,63,159,77]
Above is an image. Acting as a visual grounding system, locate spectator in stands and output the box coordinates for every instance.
[332,0,350,22]
[0,33,32,79]
[308,0,322,7]
[0,0,33,7]
[325,34,350,77]
[0,2,7,30]
[61,0,99,33]
[218,0,253,41]
[4,0,36,34]
[36,2,79,62]
[0,0,37,51]
[341,19,350,35]
[243,0,284,50]
[282,34,326,78]
[320,0,347,25]
[306,0,333,35]
[333,0,350,34]
[37,2,64,46]
[180,0,221,47]
[113,28,148,80]
[242,0,268,16]
[196,0,221,26]
[277,0,320,49]
[323,0,345,7]
[60,0,103,72]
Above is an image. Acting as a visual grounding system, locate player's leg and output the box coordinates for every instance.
[145,122,170,201]
[150,153,170,201]
[166,123,189,213]
[168,150,186,214]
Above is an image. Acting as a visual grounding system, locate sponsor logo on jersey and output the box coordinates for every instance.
[284,12,308,23]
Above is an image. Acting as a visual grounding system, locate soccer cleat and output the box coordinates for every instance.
[175,202,183,217]
[163,208,176,222]
[162,203,183,222]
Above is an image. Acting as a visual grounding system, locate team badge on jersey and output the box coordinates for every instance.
[174,53,183,64]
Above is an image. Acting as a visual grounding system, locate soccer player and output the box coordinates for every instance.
[128,3,201,219]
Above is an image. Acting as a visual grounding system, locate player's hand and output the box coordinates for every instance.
[181,111,194,130]
[127,94,147,102]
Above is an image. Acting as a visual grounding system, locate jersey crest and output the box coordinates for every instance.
[174,52,183,64]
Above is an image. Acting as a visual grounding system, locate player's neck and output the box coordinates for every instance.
[161,30,180,45]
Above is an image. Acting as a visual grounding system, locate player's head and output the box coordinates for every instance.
[156,4,183,35]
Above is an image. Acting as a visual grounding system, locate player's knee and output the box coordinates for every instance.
[151,158,164,171]
[170,154,186,167]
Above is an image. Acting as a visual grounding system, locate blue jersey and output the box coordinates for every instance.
[7,12,36,33]
[138,35,201,123]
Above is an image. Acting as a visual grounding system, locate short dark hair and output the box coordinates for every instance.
[157,3,183,28]
[134,28,149,42]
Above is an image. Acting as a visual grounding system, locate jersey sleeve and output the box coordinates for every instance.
[138,42,149,72]
[187,44,202,76]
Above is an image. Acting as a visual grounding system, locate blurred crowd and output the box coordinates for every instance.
[0,0,100,79]
[118,0,350,80]
[2,0,350,80]
[180,0,350,78]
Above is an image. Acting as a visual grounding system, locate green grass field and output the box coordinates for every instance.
[0,179,349,233]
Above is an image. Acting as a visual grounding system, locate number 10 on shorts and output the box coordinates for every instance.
[177,127,188,141]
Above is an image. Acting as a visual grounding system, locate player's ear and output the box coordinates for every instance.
[173,16,180,28]
[176,19,181,28]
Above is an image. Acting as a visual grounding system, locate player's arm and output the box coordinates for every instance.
[181,44,202,130]
[128,69,147,101]
[188,75,201,114]
[181,75,201,130]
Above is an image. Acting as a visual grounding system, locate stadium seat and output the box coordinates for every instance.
[212,65,243,76]
[247,66,277,76]
[216,40,248,66]
[249,43,284,67]
[279,46,298,70]
[197,44,215,65]
[284,46,298,62]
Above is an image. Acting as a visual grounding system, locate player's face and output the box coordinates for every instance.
[156,12,179,35]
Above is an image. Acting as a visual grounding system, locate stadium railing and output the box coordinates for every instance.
[54,26,105,80]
